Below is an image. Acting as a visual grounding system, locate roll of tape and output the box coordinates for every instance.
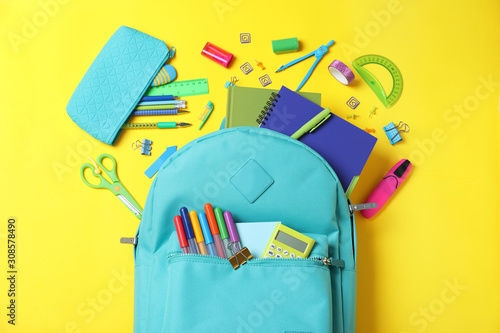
[328,60,355,85]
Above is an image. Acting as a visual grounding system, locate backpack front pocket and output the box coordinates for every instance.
[163,253,333,333]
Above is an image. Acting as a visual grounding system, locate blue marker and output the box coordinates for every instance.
[198,212,217,257]
[180,207,199,254]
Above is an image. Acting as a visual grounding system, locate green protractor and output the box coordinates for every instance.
[351,55,403,108]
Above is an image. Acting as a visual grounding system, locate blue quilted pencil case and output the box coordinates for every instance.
[67,26,172,145]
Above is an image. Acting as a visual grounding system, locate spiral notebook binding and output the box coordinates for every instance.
[256,92,280,125]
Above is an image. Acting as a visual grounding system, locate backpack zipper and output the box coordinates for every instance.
[167,253,343,267]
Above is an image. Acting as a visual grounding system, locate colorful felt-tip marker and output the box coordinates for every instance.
[204,203,226,258]
[180,207,199,254]
[223,211,241,253]
[189,211,207,255]
[174,215,190,254]
[214,207,233,258]
[198,212,217,257]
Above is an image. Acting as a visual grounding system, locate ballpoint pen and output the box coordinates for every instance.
[275,40,335,91]
[134,102,185,111]
[121,122,191,129]
[130,109,189,116]
[180,207,199,254]
[137,100,186,107]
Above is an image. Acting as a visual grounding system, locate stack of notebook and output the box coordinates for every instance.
[225,86,321,127]
[225,85,377,196]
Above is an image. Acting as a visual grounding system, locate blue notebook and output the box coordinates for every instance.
[259,86,377,195]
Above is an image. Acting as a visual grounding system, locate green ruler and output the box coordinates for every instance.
[351,55,403,108]
[145,78,209,97]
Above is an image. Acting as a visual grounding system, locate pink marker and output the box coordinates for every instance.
[361,159,412,219]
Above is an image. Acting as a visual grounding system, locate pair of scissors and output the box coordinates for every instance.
[80,154,143,219]
[275,40,335,91]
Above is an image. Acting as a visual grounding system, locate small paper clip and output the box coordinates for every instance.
[131,139,152,155]
[224,76,239,88]
[240,62,253,75]
[254,59,265,70]
[347,114,359,120]
[227,242,253,270]
[369,106,377,118]
[365,128,375,133]
[383,121,410,145]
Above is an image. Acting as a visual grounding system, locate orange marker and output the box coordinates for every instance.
[189,211,207,255]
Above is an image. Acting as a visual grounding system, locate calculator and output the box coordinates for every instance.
[262,223,315,259]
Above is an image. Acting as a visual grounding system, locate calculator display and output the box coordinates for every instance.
[275,231,308,252]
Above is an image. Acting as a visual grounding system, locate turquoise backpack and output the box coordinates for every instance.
[133,127,357,333]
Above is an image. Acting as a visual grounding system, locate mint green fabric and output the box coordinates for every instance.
[134,127,356,333]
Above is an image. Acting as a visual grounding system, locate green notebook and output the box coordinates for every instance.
[225,86,321,128]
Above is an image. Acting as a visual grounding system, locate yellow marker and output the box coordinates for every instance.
[189,211,207,255]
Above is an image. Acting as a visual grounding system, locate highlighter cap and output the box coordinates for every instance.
[198,212,214,245]
[204,203,220,235]
[214,207,229,240]
[180,207,195,240]
[173,215,188,248]
[189,210,205,243]
[223,211,239,242]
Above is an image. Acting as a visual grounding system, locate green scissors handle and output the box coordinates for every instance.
[80,154,143,219]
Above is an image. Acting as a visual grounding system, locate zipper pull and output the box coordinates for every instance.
[120,237,138,245]
[349,202,377,214]
[320,257,345,268]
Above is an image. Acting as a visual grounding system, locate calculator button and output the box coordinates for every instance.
[283,250,289,256]
[276,254,283,258]
[297,255,302,259]
[277,247,282,253]
[270,244,276,250]
[290,253,295,258]
[267,250,275,256]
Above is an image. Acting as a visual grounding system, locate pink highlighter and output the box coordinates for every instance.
[361,159,412,219]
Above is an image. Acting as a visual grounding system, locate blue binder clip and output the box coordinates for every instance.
[384,122,410,145]
[132,139,153,155]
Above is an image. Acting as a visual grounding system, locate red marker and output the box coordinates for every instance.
[204,203,226,258]
[174,215,190,254]
[361,159,412,219]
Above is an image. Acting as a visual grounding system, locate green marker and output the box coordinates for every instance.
[214,207,232,258]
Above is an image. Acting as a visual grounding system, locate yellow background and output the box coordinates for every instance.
[1,0,499,332]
